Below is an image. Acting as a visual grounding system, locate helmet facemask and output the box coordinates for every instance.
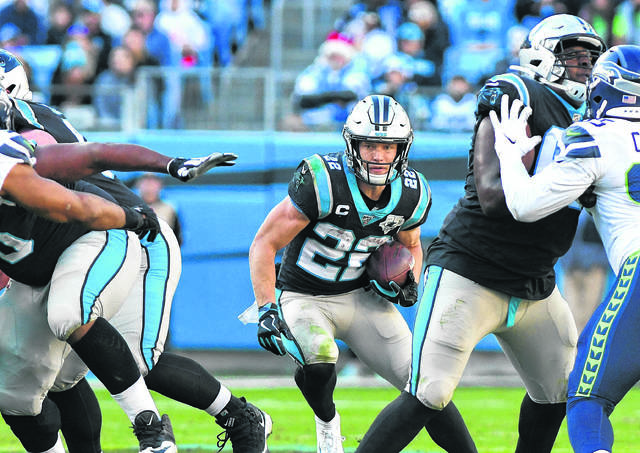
[513,15,605,103]
[343,95,413,186]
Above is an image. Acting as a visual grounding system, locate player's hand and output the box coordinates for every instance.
[167,153,238,182]
[257,302,287,356]
[122,205,161,242]
[370,270,419,307]
[489,95,541,159]
[578,185,597,208]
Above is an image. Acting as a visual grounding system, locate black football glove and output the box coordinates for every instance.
[370,270,419,307]
[257,302,287,356]
[167,152,238,182]
[578,185,597,208]
[122,205,161,242]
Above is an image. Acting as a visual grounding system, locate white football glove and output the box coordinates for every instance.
[167,152,238,182]
[489,95,541,160]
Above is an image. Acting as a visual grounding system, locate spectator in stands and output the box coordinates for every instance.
[76,1,113,79]
[611,0,640,46]
[357,13,397,83]
[515,0,569,29]
[394,21,439,86]
[428,74,476,131]
[0,22,21,51]
[286,31,371,132]
[374,54,431,130]
[93,46,136,128]
[46,2,75,46]
[100,0,132,43]
[0,0,44,46]
[406,0,449,85]
[155,0,211,68]
[131,0,173,66]
[50,24,97,109]
[578,0,615,47]
[136,173,183,246]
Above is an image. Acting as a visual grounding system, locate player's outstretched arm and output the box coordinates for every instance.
[2,163,151,233]
[32,141,237,183]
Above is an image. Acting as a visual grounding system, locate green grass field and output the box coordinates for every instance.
[1,386,639,452]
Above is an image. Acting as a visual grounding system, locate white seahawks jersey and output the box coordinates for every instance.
[0,130,36,191]
[499,117,640,274]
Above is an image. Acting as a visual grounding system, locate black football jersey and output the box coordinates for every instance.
[278,152,431,295]
[426,73,583,300]
[0,131,91,286]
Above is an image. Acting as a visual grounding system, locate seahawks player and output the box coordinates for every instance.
[356,15,606,453]
[0,50,271,453]
[492,44,640,453]
[250,95,476,453]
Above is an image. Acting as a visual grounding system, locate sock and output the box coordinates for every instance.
[2,398,61,452]
[567,397,614,453]
[112,376,159,423]
[356,391,438,453]
[295,363,337,422]
[70,317,140,395]
[48,378,102,453]
[515,393,566,453]
[425,401,477,452]
[145,352,221,410]
[207,386,232,417]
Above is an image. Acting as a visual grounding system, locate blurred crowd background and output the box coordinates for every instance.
[0,0,632,132]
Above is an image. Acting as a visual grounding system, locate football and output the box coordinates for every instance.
[366,241,415,289]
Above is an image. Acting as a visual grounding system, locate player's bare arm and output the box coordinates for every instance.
[396,226,423,280]
[32,140,237,183]
[249,196,310,307]
[474,116,511,217]
[2,163,128,229]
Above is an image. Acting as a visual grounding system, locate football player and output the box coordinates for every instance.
[0,130,176,453]
[250,94,476,453]
[491,44,640,453]
[355,15,606,453]
[0,49,271,453]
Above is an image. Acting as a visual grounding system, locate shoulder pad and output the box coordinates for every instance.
[0,131,36,165]
[556,124,600,161]
[478,74,530,117]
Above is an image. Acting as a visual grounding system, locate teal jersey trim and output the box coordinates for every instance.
[489,73,530,106]
[545,85,586,119]
[13,99,44,130]
[81,230,128,324]
[304,154,333,219]
[341,154,402,226]
[409,265,442,395]
[403,172,430,230]
[140,234,171,370]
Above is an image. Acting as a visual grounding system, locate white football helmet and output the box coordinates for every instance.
[0,49,32,101]
[512,14,605,103]
[342,95,413,186]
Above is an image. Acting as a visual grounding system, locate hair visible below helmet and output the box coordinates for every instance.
[342,95,413,186]
[0,49,32,101]
[587,45,640,120]
[515,14,605,103]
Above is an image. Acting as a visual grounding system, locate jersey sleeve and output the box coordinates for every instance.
[287,159,321,222]
[402,172,432,231]
[0,131,36,191]
[476,74,528,120]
